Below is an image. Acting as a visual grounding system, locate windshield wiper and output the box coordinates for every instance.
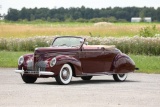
[71,45,80,47]
[58,44,68,47]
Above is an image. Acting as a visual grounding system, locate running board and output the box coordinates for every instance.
[77,72,113,76]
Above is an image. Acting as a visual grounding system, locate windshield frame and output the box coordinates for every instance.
[51,36,85,48]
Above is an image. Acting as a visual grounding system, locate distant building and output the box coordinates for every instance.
[131,17,152,22]
[0,15,4,20]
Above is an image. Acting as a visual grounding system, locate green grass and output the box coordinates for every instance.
[0,51,30,67]
[0,51,159,73]
[1,21,93,27]
[129,54,160,74]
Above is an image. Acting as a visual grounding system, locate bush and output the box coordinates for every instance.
[139,25,159,37]
[76,18,88,23]
[118,19,128,22]
[89,18,108,23]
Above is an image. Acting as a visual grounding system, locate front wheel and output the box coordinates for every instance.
[21,75,37,83]
[113,74,127,82]
[55,64,72,85]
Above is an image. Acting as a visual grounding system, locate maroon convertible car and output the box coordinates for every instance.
[15,36,137,85]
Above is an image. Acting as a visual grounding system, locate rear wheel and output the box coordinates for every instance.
[81,76,92,80]
[55,64,72,85]
[21,75,37,83]
[113,74,127,82]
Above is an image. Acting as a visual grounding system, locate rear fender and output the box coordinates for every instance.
[113,54,135,73]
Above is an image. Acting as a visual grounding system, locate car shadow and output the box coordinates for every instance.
[34,79,139,86]
[70,79,139,85]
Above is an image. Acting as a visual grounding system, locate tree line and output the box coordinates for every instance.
[4,6,160,22]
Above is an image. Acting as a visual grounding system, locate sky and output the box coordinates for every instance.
[0,0,160,14]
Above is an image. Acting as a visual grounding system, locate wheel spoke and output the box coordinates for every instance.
[62,68,70,80]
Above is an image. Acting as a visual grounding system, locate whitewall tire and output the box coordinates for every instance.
[55,64,72,85]
[113,74,127,82]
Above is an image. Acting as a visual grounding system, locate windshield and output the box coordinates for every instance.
[52,37,84,48]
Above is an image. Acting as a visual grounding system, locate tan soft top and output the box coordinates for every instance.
[84,45,116,50]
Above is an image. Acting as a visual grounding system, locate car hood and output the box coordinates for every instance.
[35,47,79,54]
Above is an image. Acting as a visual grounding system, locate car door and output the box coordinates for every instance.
[80,48,105,73]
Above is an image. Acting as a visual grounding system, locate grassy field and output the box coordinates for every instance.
[0,51,29,67]
[0,21,160,73]
[129,54,160,74]
[1,21,160,38]
[0,51,159,74]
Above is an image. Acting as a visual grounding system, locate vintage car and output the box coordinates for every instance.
[15,36,137,85]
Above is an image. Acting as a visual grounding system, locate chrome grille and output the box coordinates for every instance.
[27,60,33,71]
[35,61,47,71]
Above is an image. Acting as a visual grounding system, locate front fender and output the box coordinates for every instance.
[18,54,34,70]
[113,54,135,73]
[52,55,82,76]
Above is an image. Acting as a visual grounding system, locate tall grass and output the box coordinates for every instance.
[1,22,160,38]
[0,36,51,51]
[87,36,160,55]
[0,36,160,55]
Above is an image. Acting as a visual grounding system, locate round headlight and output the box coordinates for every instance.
[18,56,24,65]
[50,58,56,67]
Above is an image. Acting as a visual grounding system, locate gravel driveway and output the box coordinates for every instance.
[0,68,160,107]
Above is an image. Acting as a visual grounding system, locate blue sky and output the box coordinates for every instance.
[0,0,160,14]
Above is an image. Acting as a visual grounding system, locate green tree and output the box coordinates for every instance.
[139,8,146,22]
[156,7,160,21]
[4,6,159,22]
[5,8,19,21]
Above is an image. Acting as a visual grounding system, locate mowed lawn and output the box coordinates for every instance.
[0,51,29,67]
[0,51,159,73]
[129,54,160,74]
[1,22,160,38]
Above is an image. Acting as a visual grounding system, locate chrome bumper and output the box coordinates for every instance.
[15,69,54,76]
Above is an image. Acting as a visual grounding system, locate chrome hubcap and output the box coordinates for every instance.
[61,68,70,80]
